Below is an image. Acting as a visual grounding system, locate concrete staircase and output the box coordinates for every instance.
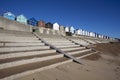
[80,36,110,43]
[37,33,95,60]
[0,30,96,80]
[0,30,65,80]
[64,36,91,46]
[64,36,111,46]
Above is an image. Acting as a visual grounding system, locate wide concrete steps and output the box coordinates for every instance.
[45,41,71,43]
[84,39,97,44]
[95,40,102,43]
[49,42,75,45]
[65,37,90,46]
[61,45,93,57]
[0,37,40,42]
[61,47,86,51]
[0,47,94,80]
[72,50,94,57]
[0,53,64,70]
[67,49,92,55]
[0,52,58,64]
[0,30,40,42]
[0,49,56,59]
[40,35,93,58]
[72,40,90,46]
[0,46,50,53]
[43,38,67,40]
[55,45,80,48]
[0,48,94,80]
[40,36,64,38]
[0,29,34,36]
[0,36,37,39]
[0,33,35,37]
[0,43,4,46]
[0,31,97,80]
[72,39,89,43]
[1,42,44,47]
[0,57,69,80]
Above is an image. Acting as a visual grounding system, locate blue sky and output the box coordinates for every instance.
[0,0,120,38]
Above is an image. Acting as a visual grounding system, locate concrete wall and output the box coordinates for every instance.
[0,16,32,32]
[38,27,66,36]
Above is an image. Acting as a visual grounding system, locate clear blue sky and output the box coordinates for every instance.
[0,0,120,38]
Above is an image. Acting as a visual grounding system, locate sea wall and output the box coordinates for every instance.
[0,16,32,32]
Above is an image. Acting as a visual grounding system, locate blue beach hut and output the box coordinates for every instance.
[28,17,38,26]
[3,12,15,20]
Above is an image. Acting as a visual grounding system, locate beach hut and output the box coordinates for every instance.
[90,32,93,37]
[82,30,86,36]
[86,31,90,36]
[75,29,82,35]
[98,34,102,38]
[93,32,96,37]
[53,22,59,30]
[65,26,72,36]
[16,14,27,24]
[65,27,69,32]
[3,12,15,20]
[84,30,87,36]
[79,29,83,35]
[38,20,45,27]
[59,25,65,32]
[69,26,75,33]
[45,22,53,29]
[75,29,79,34]
[28,17,38,26]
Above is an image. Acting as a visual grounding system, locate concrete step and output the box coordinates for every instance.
[71,39,89,43]
[0,52,58,64]
[72,39,88,42]
[0,43,3,46]
[0,36,38,40]
[72,40,90,46]
[50,42,75,45]
[43,38,67,40]
[76,51,98,60]
[0,29,33,35]
[68,49,92,55]
[0,39,41,42]
[72,50,94,57]
[0,33,35,37]
[85,39,96,44]
[95,40,102,43]
[46,40,70,43]
[0,46,50,53]
[61,47,85,51]
[47,41,72,43]
[43,37,67,40]
[0,49,56,59]
[0,54,63,70]
[40,36,64,38]
[55,45,80,48]
[0,50,96,80]
[0,39,39,42]
[3,42,44,47]
[0,57,69,80]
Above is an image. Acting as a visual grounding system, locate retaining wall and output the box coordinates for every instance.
[0,16,32,32]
